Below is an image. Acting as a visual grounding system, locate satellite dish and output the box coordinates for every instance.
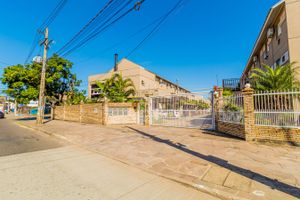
[33,56,43,64]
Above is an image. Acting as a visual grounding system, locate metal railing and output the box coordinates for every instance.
[149,92,214,129]
[222,78,240,91]
[254,89,300,128]
[219,94,244,124]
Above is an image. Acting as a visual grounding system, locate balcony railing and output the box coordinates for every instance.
[222,78,240,91]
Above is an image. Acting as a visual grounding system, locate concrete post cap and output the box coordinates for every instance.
[245,83,251,88]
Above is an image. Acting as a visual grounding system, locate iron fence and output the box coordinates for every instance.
[219,94,244,124]
[150,92,214,129]
[254,89,300,128]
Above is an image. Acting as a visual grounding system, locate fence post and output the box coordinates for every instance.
[242,86,255,142]
[214,88,223,131]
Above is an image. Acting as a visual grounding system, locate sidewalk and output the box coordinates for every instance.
[0,146,219,200]
[17,119,300,200]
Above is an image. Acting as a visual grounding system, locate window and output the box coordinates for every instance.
[141,80,145,86]
[282,55,286,63]
[277,38,281,45]
[281,51,289,65]
[108,108,129,116]
[276,58,281,67]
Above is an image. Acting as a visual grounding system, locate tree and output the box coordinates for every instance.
[250,62,300,91]
[95,73,135,102]
[1,54,82,106]
[65,89,87,105]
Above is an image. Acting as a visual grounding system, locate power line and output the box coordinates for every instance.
[58,0,134,56]
[38,0,68,31]
[59,0,146,57]
[24,0,68,64]
[56,0,116,55]
[126,0,186,58]
[74,15,165,65]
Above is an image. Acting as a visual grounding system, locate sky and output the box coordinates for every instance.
[0,0,279,94]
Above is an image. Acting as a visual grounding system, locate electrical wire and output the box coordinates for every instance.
[126,0,186,58]
[56,0,116,55]
[24,0,68,64]
[74,14,166,65]
[60,0,145,57]
[58,0,134,56]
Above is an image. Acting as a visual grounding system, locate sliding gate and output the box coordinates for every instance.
[149,90,215,130]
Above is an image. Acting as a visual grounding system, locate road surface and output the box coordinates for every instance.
[0,118,64,156]
[0,119,219,199]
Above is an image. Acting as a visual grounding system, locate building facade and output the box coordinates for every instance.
[88,58,189,99]
[240,0,300,88]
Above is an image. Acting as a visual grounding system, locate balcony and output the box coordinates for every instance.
[222,78,240,91]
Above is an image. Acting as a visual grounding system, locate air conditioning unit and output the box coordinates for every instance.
[253,56,258,63]
[267,28,274,38]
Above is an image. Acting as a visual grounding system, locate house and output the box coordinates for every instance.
[240,0,300,88]
[88,57,189,99]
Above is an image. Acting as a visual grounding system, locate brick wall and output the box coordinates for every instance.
[254,126,300,145]
[215,87,300,145]
[64,105,80,122]
[53,106,64,120]
[53,102,138,125]
[81,104,103,124]
[217,121,245,139]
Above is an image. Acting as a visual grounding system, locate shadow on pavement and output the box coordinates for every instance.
[126,126,300,199]
[16,116,51,123]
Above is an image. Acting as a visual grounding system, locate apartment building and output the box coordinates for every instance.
[240,0,300,88]
[88,58,189,99]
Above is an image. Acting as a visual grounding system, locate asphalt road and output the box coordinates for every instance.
[0,118,64,157]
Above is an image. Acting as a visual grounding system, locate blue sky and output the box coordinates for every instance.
[0,0,279,93]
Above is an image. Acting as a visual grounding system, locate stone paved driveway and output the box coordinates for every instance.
[18,120,300,200]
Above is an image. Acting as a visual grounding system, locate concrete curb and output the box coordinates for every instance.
[15,121,263,200]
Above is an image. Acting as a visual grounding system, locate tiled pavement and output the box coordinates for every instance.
[17,120,300,200]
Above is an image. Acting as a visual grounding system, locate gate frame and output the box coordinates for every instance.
[148,89,215,130]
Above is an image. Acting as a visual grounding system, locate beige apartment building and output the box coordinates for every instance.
[240,0,300,88]
[88,58,189,98]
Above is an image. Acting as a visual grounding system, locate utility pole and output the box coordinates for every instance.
[36,28,49,125]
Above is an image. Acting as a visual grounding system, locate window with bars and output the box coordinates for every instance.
[108,108,129,116]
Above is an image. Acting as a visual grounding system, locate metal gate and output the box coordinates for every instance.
[149,90,214,130]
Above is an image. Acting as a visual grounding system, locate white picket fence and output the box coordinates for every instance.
[253,89,300,128]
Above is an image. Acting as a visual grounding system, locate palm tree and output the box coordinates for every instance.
[96,73,135,102]
[250,62,300,91]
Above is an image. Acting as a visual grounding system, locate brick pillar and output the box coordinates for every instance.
[214,88,223,131]
[102,100,108,125]
[242,87,255,142]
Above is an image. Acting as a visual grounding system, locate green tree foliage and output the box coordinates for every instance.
[65,90,87,105]
[1,54,83,105]
[222,88,233,97]
[95,73,135,102]
[180,99,210,110]
[250,62,300,91]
